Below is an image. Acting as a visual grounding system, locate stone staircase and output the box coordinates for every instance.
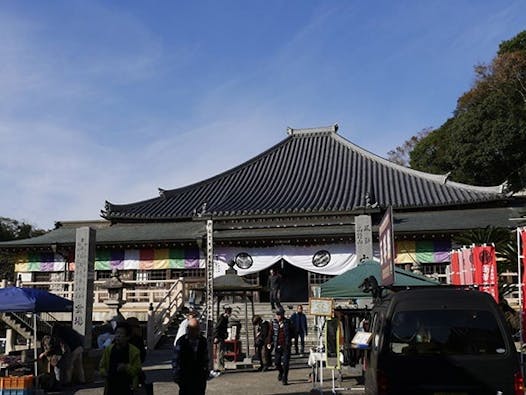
[0,312,58,354]
[0,313,33,340]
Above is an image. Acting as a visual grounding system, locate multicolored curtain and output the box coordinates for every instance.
[394,240,451,264]
[14,252,66,272]
[14,247,203,272]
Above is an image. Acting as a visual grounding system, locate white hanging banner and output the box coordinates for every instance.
[213,243,379,278]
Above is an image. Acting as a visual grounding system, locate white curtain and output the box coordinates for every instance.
[213,243,379,278]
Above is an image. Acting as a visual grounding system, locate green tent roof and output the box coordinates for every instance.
[320,261,439,299]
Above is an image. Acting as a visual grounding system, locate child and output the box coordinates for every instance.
[99,322,142,395]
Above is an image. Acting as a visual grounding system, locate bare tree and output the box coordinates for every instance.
[386,128,433,167]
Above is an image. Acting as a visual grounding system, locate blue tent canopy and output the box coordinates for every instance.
[0,286,73,313]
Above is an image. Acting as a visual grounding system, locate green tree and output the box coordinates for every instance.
[409,30,526,190]
[0,217,47,281]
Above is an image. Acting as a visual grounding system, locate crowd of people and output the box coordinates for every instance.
[38,316,148,394]
[38,324,86,390]
[37,268,307,394]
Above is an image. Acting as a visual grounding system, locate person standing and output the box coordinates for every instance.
[172,318,209,395]
[213,307,232,374]
[268,309,293,385]
[52,325,85,385]
[290,304,308,355]
[174,310,199,347]
[267,269,282,310]
[126,317,147,364]
[99,323,142,395]
[253,315,271,371]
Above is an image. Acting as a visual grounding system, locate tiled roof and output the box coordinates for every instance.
[103,125,506,220]
[0,222,205,249]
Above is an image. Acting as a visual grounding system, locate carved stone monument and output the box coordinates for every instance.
[73,227,96,349]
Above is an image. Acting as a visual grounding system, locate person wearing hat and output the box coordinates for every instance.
[267,308,293,385]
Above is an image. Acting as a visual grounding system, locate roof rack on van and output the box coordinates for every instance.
[359,277,482,302]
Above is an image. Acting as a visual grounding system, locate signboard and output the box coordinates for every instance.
[351,331,373,348]
[355,215,373,261]
[73,227,96,348]
[379,207,395,286]
[309,297,334,316]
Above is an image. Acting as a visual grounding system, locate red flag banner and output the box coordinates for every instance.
[520,228,526,341]
[450,250,460,285]
[457,250,465,285]
[462,248,474,285]
[473,245,498,302]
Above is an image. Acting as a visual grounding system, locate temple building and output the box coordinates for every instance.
[1,124,524,304]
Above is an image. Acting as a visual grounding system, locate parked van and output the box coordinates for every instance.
[364,288,523,395]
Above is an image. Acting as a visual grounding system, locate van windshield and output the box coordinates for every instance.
[389,309,506,355]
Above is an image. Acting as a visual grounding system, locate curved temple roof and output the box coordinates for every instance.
[103,125,506,221]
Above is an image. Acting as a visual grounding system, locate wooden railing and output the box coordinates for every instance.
[20,278,186,349]
[20,279,185,305]
[147,279,185,350]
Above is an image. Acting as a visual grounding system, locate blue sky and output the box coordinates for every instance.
[1,1,525,229]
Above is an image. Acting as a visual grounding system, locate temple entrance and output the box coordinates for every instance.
[280,260,309,302]
[259,259,309,303]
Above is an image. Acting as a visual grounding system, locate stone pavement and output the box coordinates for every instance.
[65,348,364,395]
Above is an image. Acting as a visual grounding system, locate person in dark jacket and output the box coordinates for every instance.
[290,304,308,355]
[126,317,147,363]
[99,323,142,395]
[267,308,293,385]
[267,269,282,310]
[172,318,209,395]
[213,307,232,373]
[253,315,271,371]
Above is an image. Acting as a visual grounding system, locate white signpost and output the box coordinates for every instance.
[355,215,373,262]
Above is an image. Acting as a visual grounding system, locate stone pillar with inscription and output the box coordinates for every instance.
[355,215,373,262]
[73,227,96,349]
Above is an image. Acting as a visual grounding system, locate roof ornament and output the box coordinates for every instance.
[193,202,208,217]
[443,172,452,185]
[158,188,167,199]
[499,181,510,194]
[286,124,339,136]
[365,192,378,209]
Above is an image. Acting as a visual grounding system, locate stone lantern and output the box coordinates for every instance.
[102,268,126,319]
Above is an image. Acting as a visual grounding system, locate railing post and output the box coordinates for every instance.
[147,302,154,350]
[179,277,185,310]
